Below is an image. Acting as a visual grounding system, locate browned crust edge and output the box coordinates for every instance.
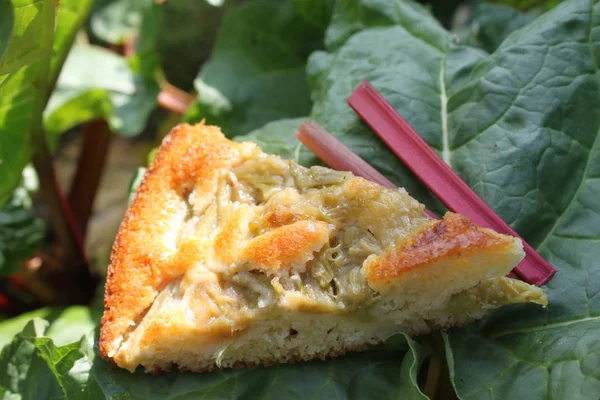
[99,123,248,360]
[142,344,371,374]
[365,212,518,284]
[113,315,481,374]
[99,123,523,370]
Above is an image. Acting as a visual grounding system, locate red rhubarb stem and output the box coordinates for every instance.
[68,119,112,236]
[296,121,439,220]
[348,80,556,286]
[297,122,396,188]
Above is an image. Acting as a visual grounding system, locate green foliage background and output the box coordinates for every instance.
[3,0,599,399]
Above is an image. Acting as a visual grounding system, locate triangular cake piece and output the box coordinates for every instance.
[99,122,546,373]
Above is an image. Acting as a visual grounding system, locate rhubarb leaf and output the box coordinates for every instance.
[443,0,600,397]
[91,332,428,399]
[234,118,318,166]
[0,306,95,349]
[0,0,54,206]
[293,0,336,30]
[0,0,90,204]
[308,0,600,398]
[0,319,100,399]
[49,0,93,91]
[90,0,161,89]
[0,321,429,399]
[44,44,158,141]
[91,0,153,45]
[187,0,328,137]
[309,0,469,209]
[156,0,226,91]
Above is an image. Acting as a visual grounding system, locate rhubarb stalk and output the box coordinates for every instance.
[296,121,439,220]
[347,80,556,286]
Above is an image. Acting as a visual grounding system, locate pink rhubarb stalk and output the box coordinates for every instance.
[296,121,439,220]
[347,80,555,286]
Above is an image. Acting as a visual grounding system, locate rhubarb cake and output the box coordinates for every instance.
[99,122,547,373]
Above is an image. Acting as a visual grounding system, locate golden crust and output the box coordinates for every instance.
[100,122,534,373]
[214,206,255,265]
[99,122,252,360]
[364,212,520,287]
[245,220,330,274]
[146,344,371,374]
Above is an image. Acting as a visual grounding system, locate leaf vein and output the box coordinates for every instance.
[489,315,600,339]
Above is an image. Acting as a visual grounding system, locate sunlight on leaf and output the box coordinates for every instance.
[205,0,224,6]
[0,306,94,349]
[0,0,14,63]
[188,0,329,137]
[91,0,153,45]
[0,0,54,206]
[44,44,158,140]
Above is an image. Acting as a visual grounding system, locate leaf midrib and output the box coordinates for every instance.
[439,54,450,165]
[488,315,600,339]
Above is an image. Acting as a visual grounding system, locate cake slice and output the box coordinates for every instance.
[99,122,547,373]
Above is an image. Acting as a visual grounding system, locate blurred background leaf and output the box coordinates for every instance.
[44,44,158,142]
[186,0,332,137]
[451,2,543,53]
[234,118,318,165]
[157,0,229,91]
[0,0,54,206]
[0,170,44,277]
[485,0,562,10]
[0,0,13,63]
[0,319,99,398]
[0,306,94,349]
[0,1,578,399]
[49,0,94,92]
[91,0,152,45]
[0,0,93,206]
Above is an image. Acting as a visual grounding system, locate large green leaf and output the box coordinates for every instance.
[92,335,428,400]
[156,0,228,91]
[44,43,158,141]
[45,0,159,143]
[293,0,336,30]
[234,117,319,166]
[0,319,430,399]
[309,0,465,209]
[129,0,161,80]
[0,0,91,205]
[442,0,600,396]
[187,0,329,137]
[49,0,93,92]
[0,319,100,399]
[0,306,95,349]
[90,0,161,84]
[0,0,54,206]
[90,0,152,45]
[308,0,600,398]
